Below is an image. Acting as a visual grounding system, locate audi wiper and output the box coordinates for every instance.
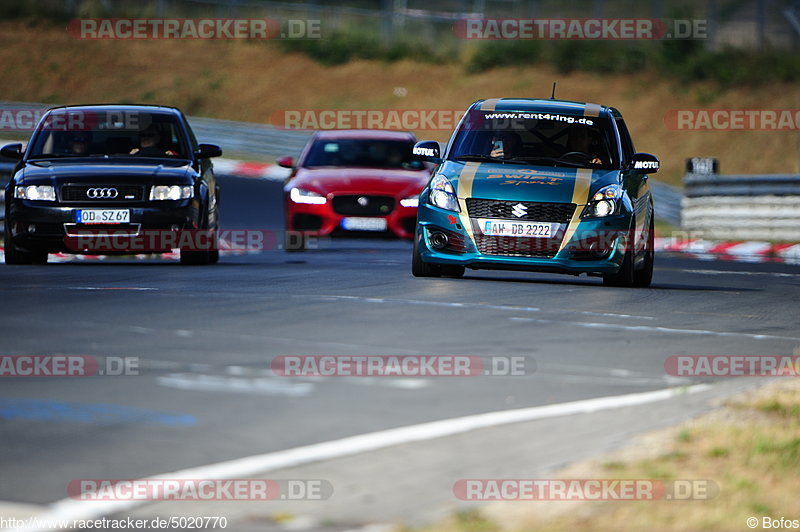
[28,154,85,159]
[453,154,528,164]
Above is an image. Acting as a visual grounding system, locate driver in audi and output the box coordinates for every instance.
[130,126,177,156]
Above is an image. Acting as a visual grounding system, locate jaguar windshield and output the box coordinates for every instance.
[303,139,421,170]
[448,110,619,169]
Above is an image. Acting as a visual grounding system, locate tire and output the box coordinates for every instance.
[180,203,216,265]
[603,224,635,287]
[411,233,441,277]
[284,231,307,252]
[3,221,48,265]
[633,213,654,288]
[180,249,212,265]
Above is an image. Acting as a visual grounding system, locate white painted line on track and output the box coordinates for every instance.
[300,295,795,340]
[682,269,800,278]
[509,317,800,341]
[5,384,711,532]
[306,294,656,321]
[156,374,315,397]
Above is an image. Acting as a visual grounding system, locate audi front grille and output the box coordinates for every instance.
[60,185,145,203]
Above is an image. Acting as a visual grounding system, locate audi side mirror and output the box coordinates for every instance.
[0,143,23,160]
[196,144,222,159]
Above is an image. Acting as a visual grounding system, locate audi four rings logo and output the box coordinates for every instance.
[86,188,118,199]
[512,203,527,218]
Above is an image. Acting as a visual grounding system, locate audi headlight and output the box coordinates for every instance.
[14,185,55,201]
[582,184,621,218]
[399,196,419,208]
[150,185,194,201]
[289,187,327,205]
[428,175,460,212]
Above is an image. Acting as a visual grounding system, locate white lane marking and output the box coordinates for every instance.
[6,384,711,532]
[308,295,656,321]
[509,316,800,341]
[157,372,428,395]
[66,287,158,291]
[157,374,314,397]
[683,269,800,278]
[344,377,429,390]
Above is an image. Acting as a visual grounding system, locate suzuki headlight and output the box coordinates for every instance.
[428,175,460,212]
[15,185,56,201]
[582,184,621,218]
[150,185,194,201]
[289,187,327,205]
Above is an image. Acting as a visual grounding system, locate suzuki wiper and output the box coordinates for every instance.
[509,156,586,168]
[454,154,528,164]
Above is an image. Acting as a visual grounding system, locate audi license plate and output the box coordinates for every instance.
[76,209,130,224]
[341,217,387,232]
[478,218,556,238]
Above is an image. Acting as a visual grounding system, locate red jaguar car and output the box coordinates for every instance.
[280,130,431,250]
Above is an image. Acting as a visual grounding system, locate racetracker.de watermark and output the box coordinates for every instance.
[453,18,707,40]
[0,109,140,132]
[453,479,719,500]
[664,109,800,130]
[0,355,139,377]
[68,479,333,501]
[664,355,800,377]
[63,229,281,253]
[270,109,467,131]
[67,18,321,39]
[271,355,535,377]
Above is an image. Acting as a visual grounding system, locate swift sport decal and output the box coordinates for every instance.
[558,168,594,252]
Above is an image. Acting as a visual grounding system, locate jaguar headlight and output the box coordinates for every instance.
[582,184,621,218]
[289,187,327,205]
[150,185,194,201]
[428,175,460,212]
[15,185,56,201]
[400,197,419,208]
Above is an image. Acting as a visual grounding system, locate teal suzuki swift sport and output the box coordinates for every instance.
[412,98,659,287]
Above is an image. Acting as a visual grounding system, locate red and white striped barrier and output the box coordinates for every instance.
[655,237,800,264]
[212,158,290,181]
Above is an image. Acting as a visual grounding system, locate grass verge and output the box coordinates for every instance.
[410,373,800,532]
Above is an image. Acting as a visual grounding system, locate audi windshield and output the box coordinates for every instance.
[448,110,620,169]
[27,110,190,160]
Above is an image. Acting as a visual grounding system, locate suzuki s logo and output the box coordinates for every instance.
[512,203,527,218]
[86,188,118,199]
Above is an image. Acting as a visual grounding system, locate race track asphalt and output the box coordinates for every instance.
[0,174,797,528]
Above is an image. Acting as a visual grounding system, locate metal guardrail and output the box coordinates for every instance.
[684,173,800,197]
[682,173,800,241]
[650,181,682,227]
[189,116,312,158]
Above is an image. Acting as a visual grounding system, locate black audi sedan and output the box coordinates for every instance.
[3,104,222,264]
